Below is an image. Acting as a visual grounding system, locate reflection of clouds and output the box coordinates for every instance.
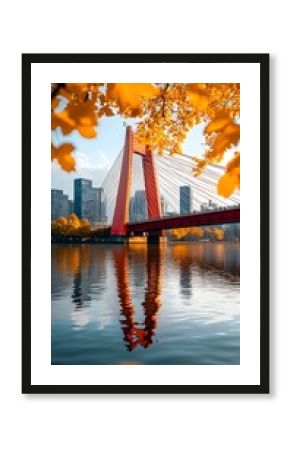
[164,286,239,327]
[168,243,240,322]
[164,243,240,329]
[95,315,110,330]
[71,309,90,328]
[198,309,239,325]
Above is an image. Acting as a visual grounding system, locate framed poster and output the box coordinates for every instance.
[22,53,269,394]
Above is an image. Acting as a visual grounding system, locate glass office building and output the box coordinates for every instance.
[51,189,72,220]
[74,179,107,223]
[179,185,192,214]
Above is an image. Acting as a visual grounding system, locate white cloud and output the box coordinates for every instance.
[51,151,113,198]
[75,151,93,170]
[95,153,111,170]
[75,151,111,171]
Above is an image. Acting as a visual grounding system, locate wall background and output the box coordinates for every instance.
[0,1,285,449]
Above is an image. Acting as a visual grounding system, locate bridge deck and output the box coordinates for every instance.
[126,207,240,233]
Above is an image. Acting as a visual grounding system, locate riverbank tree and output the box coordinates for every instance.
[51,83,240,197]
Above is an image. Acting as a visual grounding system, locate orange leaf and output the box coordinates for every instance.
[187,84,209,110]
[77,125,97,138]
[51,143,76,172]
[217,153,240,197]
[51,110,75,135]
[51,97,60,111]
[107,83,160,114]
[205,116,232,134]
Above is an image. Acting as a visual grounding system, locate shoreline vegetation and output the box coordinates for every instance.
[51,214,239,244]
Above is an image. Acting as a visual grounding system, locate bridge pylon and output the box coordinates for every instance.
[111,126,163,238]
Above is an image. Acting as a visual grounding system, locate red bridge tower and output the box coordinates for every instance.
[111,126,162,236]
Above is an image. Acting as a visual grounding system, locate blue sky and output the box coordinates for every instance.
[51,115,206,199]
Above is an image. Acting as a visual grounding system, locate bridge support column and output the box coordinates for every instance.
[143,147,164,237]
[111,127,133,236]
[111,126,164,238]
[147,235,167,245]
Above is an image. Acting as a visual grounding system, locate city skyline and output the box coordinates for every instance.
[52,177,107,224]
[51,175,223,224]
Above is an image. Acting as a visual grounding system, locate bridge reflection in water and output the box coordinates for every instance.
[51,243,240,364]
[113,245,164,351]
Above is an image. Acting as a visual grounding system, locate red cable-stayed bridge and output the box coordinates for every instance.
[98,126,240,241]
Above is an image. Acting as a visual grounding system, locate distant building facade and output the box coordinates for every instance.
[74,178,93,220]
[129,190,147,222]
[180,185,192,215]
[51,189,72,220]
[200,199,218,212]
[222,223,240,240]
[68,200,74,215]
[74,178,107,224]
[160,195,167,217]
[92,187,107,223]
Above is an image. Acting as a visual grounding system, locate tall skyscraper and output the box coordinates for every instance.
[92,187,107,223]
[51,189,72,220]
[180,185,192,215]
[74,178,94,221]
[160,195,167,216]
[68,200,74,215]
[74,178,107,224]
[129,190,147,222]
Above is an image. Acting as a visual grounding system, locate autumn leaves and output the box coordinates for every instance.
[51,83,240,197]
[194,112,240,197]
[51,143,75,172]
[51,214,91,236]
[107,83,160,116]
[170,226,224,240]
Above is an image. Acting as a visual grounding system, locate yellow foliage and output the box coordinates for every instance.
[205,115,232,134]
[204,226,224,240]
[107,83,160,115]
[187,84,209,110]
[65,83,90,94]
[191,227,204,238]
[52,101,97,139]
[51,214,92,237]
[170,228,189,239]
[218,152,240,197]
[66,100,98,137]
[213,227,224,240]
[51,110,75,135]
[193,111,240,196]
[51,82,240,193]
[58,216,68,226]
[51,96,60,111]
[170,226,204,239]
[51,143,75,172]
[206,115,239,161]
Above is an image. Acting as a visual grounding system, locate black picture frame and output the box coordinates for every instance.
[22,53,269,394]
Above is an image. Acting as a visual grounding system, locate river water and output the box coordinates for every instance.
[51,242,240,365]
